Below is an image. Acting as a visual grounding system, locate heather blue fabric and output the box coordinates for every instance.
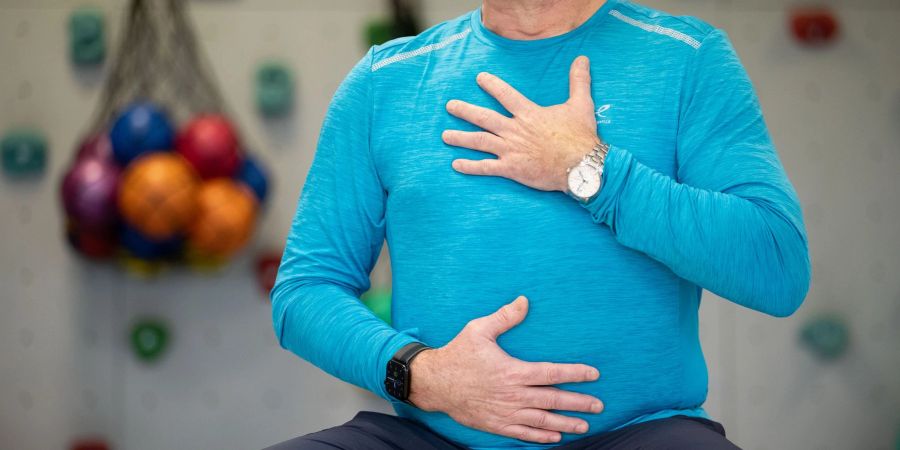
[271,1,810,448]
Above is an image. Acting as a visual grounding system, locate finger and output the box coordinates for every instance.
[521,387,604,413]
[522,362,600,385]
[446,100,510,134]
[476,72,536,115]
[512,408,590,434]
[452,158,507,178]
[466,296,528,339]
[498,424,561,444]
[568,56,593,106]
[442,130,507,156]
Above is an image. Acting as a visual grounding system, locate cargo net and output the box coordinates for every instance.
[88,0,225,132]
[61,0,270,276]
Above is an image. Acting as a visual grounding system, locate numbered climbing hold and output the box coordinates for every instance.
[69,7,106,65]
[2,128,48,177]
[131,319,169,363]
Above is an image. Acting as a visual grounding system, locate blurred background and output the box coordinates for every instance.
[0,0,897,449]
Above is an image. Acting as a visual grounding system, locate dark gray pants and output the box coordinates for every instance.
[264,411,741,449]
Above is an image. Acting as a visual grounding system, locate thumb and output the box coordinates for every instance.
[477,296,529,340]
[568,55,593,106]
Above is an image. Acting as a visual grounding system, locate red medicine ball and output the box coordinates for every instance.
[176,115,241,179]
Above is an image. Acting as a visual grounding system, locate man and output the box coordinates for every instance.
[268,0,810,448]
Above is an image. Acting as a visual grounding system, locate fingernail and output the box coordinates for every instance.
[446,100,457,111]
[580,56,590,68]
[477,72,489,82]
[588,368,599,379]
[576,423,588,433]
[592,401,604,413]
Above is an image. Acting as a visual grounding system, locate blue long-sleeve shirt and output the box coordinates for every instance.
[271,1,810,448]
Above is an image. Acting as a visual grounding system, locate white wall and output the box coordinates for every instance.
[0,1,897,449]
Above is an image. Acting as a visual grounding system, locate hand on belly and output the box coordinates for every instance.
[408,296,605,444]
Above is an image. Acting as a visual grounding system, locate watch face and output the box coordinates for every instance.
[568,165,601,199]
[385,360,409,400]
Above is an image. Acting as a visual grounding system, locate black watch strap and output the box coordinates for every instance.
[385,342,431,404]
[394,342,430,365]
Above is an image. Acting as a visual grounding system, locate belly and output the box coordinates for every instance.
[386,181,707,447]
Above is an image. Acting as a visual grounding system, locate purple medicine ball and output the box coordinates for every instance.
[61,157,121,230]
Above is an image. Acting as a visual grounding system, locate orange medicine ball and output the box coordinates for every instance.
[188,179,258,258]
[117,153,200,239]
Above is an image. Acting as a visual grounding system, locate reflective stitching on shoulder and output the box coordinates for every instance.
[371,29,471,72]
[609,10,701,49]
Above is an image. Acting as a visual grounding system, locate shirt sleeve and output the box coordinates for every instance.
[270,48,418,399]
[583,29,811,317]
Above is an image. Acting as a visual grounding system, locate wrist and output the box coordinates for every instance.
[564,138,608,201]
[559,135,603,192]
[408,348,440,411]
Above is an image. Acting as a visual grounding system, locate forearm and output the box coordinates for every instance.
[271,280,417,398]
[586,145,811,317]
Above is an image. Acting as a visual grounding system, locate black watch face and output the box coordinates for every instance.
[385,360,409,400]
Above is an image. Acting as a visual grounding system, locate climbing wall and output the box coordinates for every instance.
[0,1,897,449]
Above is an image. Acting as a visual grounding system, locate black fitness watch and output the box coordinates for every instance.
[385,342,431,405]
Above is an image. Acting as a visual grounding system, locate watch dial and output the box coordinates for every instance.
[568,165,601,198]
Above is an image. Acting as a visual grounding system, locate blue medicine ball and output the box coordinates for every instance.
[109,102,175,165]
[236,156,269,204]
[121,225,182,260]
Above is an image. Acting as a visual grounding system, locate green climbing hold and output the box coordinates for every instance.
[365,1,420,47]
[800,315,849,360]
[1,129,48,177]
[365,19,395,47]
[361,288,392,325]
[131,319,169,363]
[255,61,294,117]
[69,7,106,65]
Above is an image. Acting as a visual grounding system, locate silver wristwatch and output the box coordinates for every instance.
[566,141,610,203]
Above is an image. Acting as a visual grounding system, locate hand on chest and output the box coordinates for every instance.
[372,57,679,196]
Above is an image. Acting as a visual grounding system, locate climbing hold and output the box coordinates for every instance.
[361,288,392,325]
[131,319,170,363]
[255,61,294,117]
[800,314,849,360]
[69,7,106,65]
[2,128,48,177]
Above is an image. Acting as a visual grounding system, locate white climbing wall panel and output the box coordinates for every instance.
[0,1,897,449]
